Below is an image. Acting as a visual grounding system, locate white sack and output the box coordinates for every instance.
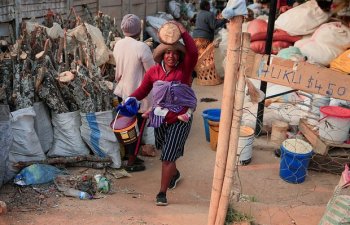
[33,102,53,153]
[145,26,161,44]
[146,16,168,30]
[45,22,64,39]
[168,0,182,19]
[5,107,46,182]
[295,22,350,65]
[67,23,109,66]
[0,105,12,187]
[80,111,121,168]
[48,111,90,157]
[275,0,330,36]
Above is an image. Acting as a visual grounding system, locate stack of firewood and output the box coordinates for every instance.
[0,8,119,114]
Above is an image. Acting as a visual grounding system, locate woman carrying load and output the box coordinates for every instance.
[129,21,198,206]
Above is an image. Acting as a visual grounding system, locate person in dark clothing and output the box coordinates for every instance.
[192,0,226,55]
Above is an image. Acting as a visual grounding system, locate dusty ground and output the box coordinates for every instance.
[0,82,341,225]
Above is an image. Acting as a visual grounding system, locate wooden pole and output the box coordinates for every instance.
[15,0,22,39]
[215,32,251,225]
[207,16,244,225]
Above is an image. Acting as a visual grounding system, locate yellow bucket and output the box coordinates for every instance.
[110,116,138,146]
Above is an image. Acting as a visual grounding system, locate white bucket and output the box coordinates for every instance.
[318,106,350,144]
[237,126,255,165]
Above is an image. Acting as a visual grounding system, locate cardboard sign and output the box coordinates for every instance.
[247,54,350,101]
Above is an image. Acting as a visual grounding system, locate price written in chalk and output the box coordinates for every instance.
[254,57,349,100]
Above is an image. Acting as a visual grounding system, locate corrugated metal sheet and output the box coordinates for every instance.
[19,0,67,19]
[99,0,167,27]
[0,0,16,22]
[1,0,167,22]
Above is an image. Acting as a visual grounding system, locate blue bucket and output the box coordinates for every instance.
[279,139,313,184]
[202,109,221,142]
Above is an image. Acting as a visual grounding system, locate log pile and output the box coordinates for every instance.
[0,8,118,114]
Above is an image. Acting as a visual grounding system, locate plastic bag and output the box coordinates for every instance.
[115,97,140,117]
[14,164,65,186]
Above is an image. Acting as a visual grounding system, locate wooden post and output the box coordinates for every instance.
[215,32,251,225]
[67,0,73,14]
[14,0,22,39]
[207,16,243,225]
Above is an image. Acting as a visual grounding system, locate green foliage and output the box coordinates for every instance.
[225,206,254,225]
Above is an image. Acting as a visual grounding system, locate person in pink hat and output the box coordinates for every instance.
[113,14,155,172]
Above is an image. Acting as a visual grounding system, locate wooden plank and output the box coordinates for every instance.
[157,0,167,11]
[72,0,97,6]
[298,118,329,155]
[0,0,14,6]
[131,0,144,5]
[99,0,122,7]
[298,118,350,155]
[146,3,157,15]
[248,54,350,101]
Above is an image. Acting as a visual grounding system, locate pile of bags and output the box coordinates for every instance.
[247,19,301,54]
[247,0,350,72]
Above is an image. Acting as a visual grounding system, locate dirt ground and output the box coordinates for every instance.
[0,82,342,225]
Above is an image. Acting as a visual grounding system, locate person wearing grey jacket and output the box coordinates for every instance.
[192,0,226,55]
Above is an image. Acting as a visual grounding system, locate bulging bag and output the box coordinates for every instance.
[0,105,12,187]
[275,0,330,36]
[6,107,46,182]
[80,111,121,168]
[48,111,90,157]
[33,102,53,153]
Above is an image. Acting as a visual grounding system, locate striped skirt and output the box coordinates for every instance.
[155,117,193,162]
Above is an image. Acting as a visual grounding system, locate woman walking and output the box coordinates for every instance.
[129,21,198,206]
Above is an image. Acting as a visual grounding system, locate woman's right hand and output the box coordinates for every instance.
[170,20,186,34]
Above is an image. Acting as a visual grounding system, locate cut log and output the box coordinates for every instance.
[37,67,69,114]
[66,64,95,113]
[12,59,23,110]
[66,161,111,169]
[19,52,27,60]
[18,58,35,109]
[35,39,50,60]
[0,57,13,105]
[57,71,75,83]
[14,155,113,169]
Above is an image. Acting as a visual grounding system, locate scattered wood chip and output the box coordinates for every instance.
[200,97,218,102]
[57,71,75,82]
[107,168,131,179]
[0,201,7,215]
